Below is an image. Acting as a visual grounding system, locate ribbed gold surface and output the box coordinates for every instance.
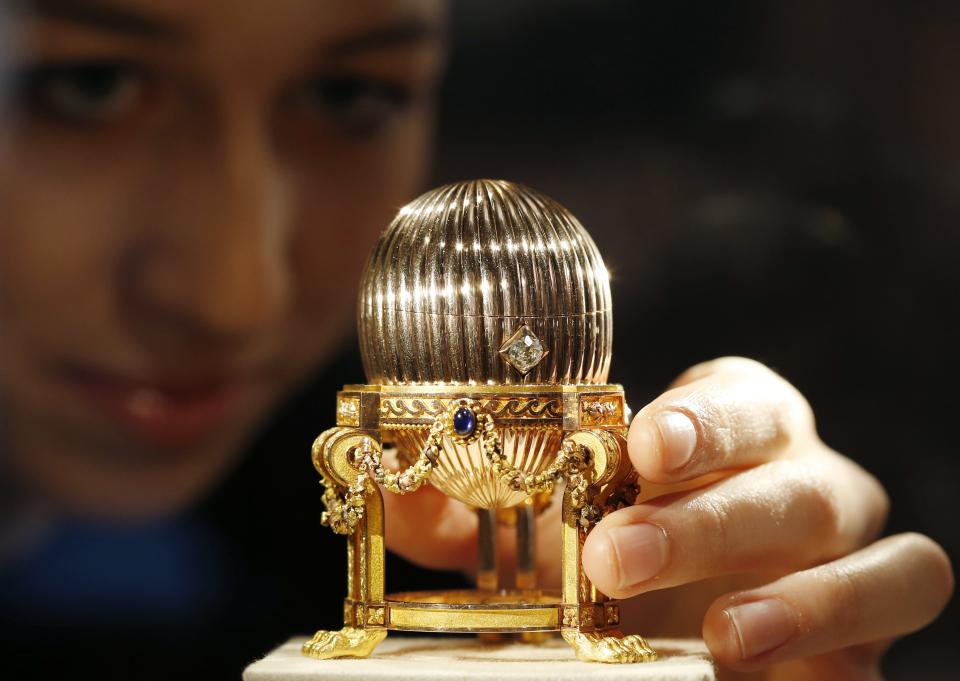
[358,180,613,385]
[386,427,562,509]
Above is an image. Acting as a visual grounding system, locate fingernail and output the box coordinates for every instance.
[655,411,697,471]
[607,523,669,588]
[724,599,798,660]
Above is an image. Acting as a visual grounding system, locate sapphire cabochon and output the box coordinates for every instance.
[452,407,477,438]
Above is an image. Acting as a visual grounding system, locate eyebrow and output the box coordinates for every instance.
[7,0,183,40]
[323,17,443,58]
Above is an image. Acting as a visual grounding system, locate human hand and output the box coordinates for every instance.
[580,357,953,678]
[381,357,953,679]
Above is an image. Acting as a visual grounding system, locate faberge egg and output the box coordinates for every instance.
[357,180,614,509]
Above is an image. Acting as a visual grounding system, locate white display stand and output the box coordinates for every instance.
[244,636,715,681]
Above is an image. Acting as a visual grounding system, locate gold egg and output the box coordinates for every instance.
[357,180,615,509]
[358,179,613,386]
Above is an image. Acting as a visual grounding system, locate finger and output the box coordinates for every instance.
[582,453,889,599]
[382,484,479,571]
[667,356,769,389]
[627,356,815,483]
[702,533,954,671]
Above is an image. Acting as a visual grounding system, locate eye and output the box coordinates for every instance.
[301,74,413,134]
[11,61,148,125]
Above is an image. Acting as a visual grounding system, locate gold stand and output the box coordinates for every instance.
[303,385,656,664]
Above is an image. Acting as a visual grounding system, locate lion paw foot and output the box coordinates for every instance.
[302,627,386,659]
[562,630,657,663]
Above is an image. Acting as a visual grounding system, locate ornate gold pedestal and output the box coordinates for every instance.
[303,384,656,664]
[303,178,657,664]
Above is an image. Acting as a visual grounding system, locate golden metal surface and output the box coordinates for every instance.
[336,396,361,427]
[302,628,387,660]
[389,423,560,508]
[515,502,538,590]
[305,181,655,664]
[385,589,562,632]
[477,508,499,591]
[388,604,559,633]
[346,383,623,396]
[386,588,561,605]
[358,180,612,385]
[361,383,622,508]
[561,631,658,664]
[379,394,564,422]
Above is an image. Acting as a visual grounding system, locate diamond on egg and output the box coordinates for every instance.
[499,324,548,375]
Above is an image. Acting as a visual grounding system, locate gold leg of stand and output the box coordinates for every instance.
[302,625,386,660]
[560,431,656,663]
[516,500,552,643]
[477,508,499,592]
[304,430,388,660]
[476,508,507,643]
[515,501,537,591]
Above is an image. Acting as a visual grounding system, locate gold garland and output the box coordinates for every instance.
[475,411,601,528]
[320,472,368,535]
[321,403,605,535]
[320,420,443,534]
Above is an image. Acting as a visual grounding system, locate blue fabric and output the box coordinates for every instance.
[0,518,229,626]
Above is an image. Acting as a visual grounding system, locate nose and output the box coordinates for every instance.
[125,111,292,354]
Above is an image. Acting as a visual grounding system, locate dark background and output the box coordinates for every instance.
[1,1,957,679]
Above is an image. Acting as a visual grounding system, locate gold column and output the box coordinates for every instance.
[303,428,388,659]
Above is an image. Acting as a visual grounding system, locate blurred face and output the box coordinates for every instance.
[0,0,444,519]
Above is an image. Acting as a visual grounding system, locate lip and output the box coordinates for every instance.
[58,365,259,448]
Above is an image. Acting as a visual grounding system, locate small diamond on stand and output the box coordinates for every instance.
[337,396,360,426]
